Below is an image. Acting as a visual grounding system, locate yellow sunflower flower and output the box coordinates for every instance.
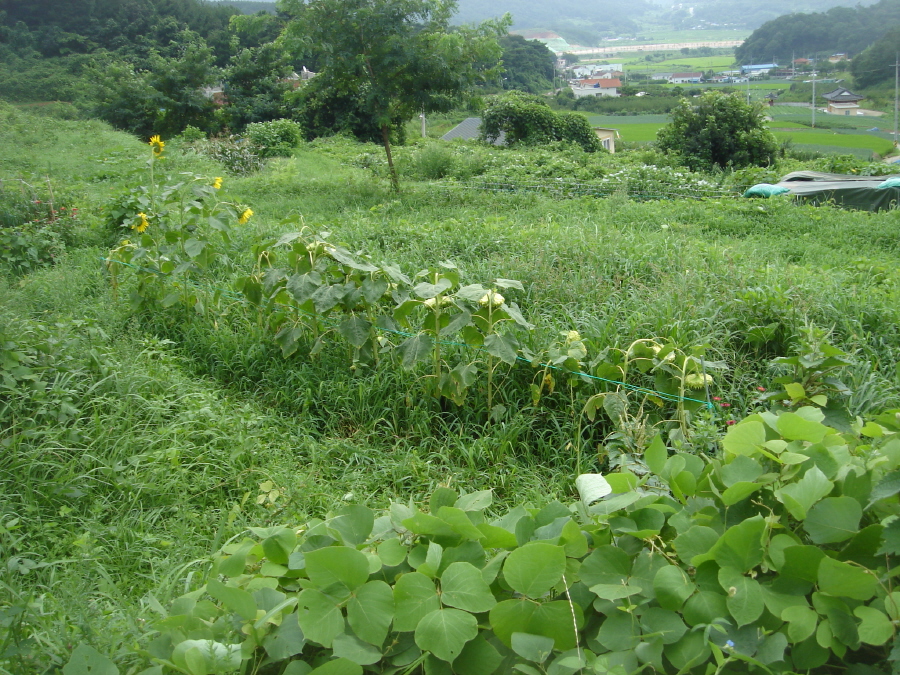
[238,208,253,224]
[212,177,223,190]
[133,212,150,233]
[148,135,165,156]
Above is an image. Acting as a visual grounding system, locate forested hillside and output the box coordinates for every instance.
[736,0,900,63]
[670,0,881,30]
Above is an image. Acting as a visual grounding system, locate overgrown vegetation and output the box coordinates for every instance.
[2,86,900,675]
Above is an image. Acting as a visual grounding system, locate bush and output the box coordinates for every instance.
[0,183,77,274]
[244,118,304,158]
[657,91,779,171]
[193,135,265,174]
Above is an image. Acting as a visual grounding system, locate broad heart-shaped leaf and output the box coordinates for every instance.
[596,612,641,652]
[414,608,478,663]
[440,562,497,613]
[722,421,766,457]
[502,542,566,599]
[62,644,119,675]
[653,565,695,611]
[817,557,878,601]
[393,572,440,632]
[305,546,370,592]
[574,474,612,505]
[453,633,503,675]
[804,497,862,544]
[579,546,632,587]
[206,579,257,621]
[682,591,728,627]
[854,606,895,646]
[483,333,518,365]
[264,611,306,661]
[332,632,382,665]
[878,518,900,556]
[640,608,687,645]
[777,412,830,443]
[329,505,375,546]
[776,466,833,521]
[397,334,433,370]
[511,633,555,664]
[312,283,348,313]
[672,526,719,566]
[297,589,345,648]
[307,658,363,675]
[782,605,818,643]
[707,515,765,574]
[348,580,394,646]
[455,490,492,511]
[337,316,372,348]
[868,469,900,508]
[414,278,453,299]
[718,567,764,627]
[489,599,582,651]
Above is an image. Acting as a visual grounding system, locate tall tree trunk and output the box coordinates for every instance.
[380,123,400,193]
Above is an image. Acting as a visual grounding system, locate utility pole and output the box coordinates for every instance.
[812,72,816,128]
[420,111,426,138]
[894,53,899,147]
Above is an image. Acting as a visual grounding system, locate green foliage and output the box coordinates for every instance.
[244,118,303,158]
[280,0,507,190]
[657,91,779,171]
[0,181,78,274]
[191,134,265,174]
[219,43,295,130]
[496,35,555,94]
[145,401,900,673]
[481,91,603,152]
[853,25,900,88]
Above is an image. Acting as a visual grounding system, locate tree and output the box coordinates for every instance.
[221,42,294,130]
[480,91,603,152]
[656,90,778,171]
[280,0,506,191]
[497,34,555,94]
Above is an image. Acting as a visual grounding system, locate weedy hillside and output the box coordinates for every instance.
[2,103,900,674]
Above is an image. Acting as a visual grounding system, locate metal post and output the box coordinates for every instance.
[420,111,426,138]
[812,72,816,128]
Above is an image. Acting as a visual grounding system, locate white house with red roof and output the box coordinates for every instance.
[570,77,621,98]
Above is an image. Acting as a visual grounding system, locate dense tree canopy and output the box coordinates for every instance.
[481,91,603,152]
[498,35,555,94]
[656,91,778,171]
[281,0,506,190]
[735,0,900,64]
[851,25,900,88]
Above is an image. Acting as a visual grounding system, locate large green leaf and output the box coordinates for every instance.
[673,526,719,566]
[639,608,687,645]
[206,579,257,621]
[511,633,555,663]
[414,608,478,662]
[777,467,833,520]
[436,507,484,541]
[397,334,433,370]
[817,557,878,601]
[329,505,375,546]
[337,316,372,348]
[63,644,119,675]
[348,580,394,646]
[452,633,503,675]
[579,546,632,587]
[804,497,862,544]
[393,572,440,632]
[782,606,817,643]
[867,469,900,508]
[297,589,345,648]
[489,599,582,650]
[307,659,363,675]
[708,516,765,573]
[596,612,641,652]
[854,606,895,646]
[722,421,766,456]
[483,333,518,365]
[414,279,453,299]
[263,611,306,660]
[653,565,695,611]
[502,542,566,599]
[305,546,370,592]
[440,562,496,613]
[777,412,830,443]
[682,591,728,627]
[718,567,764,627]
[332,633,382,666]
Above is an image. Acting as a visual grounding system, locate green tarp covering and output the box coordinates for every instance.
[775,171,900,211]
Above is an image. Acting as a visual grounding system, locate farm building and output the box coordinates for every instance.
[570,78,621,98]
[668,73,703,84]
[822,87,865,115]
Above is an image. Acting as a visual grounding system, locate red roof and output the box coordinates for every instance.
[579,78,621,87]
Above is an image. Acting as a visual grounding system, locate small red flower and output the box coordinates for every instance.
[726,420,736,426]
[720,402,731,408]
[712,396,722,402]
[757,386,766,392]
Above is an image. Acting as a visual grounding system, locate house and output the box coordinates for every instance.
[201,84,227,105]
[594,127,620,153]
[668,72,703,84]
[570,78,621,98]
[829,54,849,64]
[441,118,505,145]
[651,72,673,81]
[822,87,865,115]
[793,58,811,66]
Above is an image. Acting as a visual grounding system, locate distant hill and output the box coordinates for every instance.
[736,0,900,63]
[673,0,881,30]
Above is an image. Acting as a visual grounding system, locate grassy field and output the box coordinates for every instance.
[625,56,736,70]
[2,102,900,672]
[772,129,895,155]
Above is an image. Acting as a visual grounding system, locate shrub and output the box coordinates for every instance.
[657,91,779,171]
[193,135,265,174]
[244,118,304,158]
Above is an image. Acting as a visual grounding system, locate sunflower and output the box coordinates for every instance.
[133,212,150,233]
[212,177,223,190]
[238,208,253,224]
[148,135,165,156]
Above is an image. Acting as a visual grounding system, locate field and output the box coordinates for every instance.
[3,103,900,673]
[623,56,737,70]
